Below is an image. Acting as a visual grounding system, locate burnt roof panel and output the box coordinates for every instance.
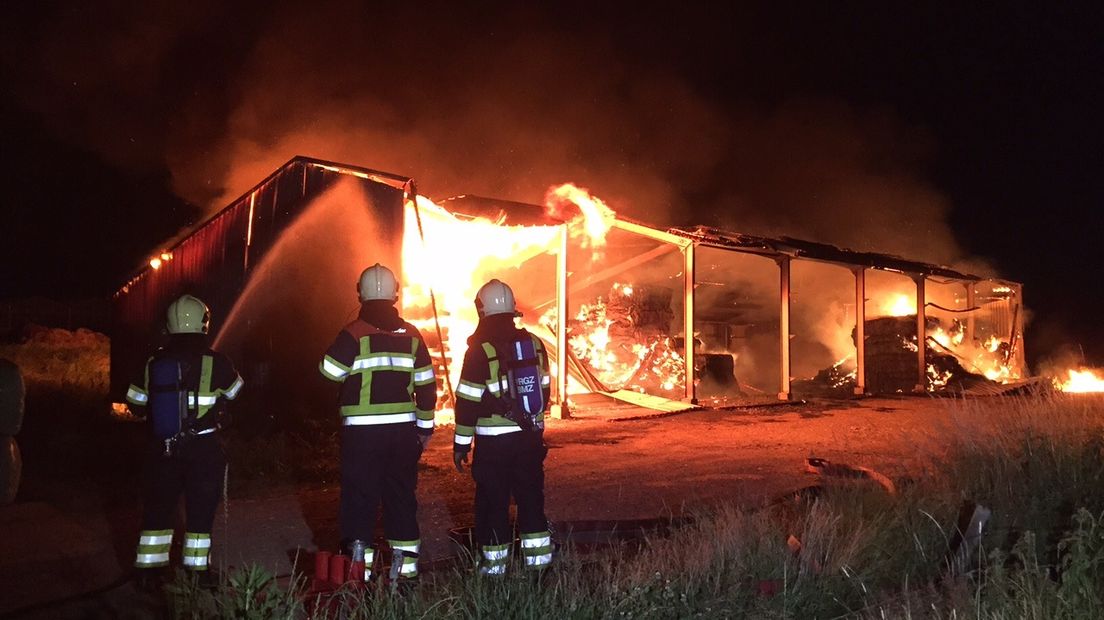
[668,225,1013,283]
[435,194,564,226]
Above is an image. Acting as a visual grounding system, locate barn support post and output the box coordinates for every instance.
[552,225,570,419]
[1012,283,1026,375]
[683,242,696,403]
[965,281,976,346]
[914,275,928,392]
[853,267,866,395]
[778,257,792,401]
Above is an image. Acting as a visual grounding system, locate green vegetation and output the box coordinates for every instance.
[172,394,1104,618]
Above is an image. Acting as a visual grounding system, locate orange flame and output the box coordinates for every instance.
[148,250,173,270]
[878,293,914,317]
[401,196,560,422]
[544,183,616,249]
[1056,368,1104,393]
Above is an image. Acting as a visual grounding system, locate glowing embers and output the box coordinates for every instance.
[149,250,173,270]
[557,282,685,396]
[1055,368,1104,393]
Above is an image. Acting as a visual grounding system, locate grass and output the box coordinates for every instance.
[4,329,1100,617]
[166,393,1104,619]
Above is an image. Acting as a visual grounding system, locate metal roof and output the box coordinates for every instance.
[669,225,1009,283]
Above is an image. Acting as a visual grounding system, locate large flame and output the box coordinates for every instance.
[402,196,560,422]
[400,186,632,420]
[879,293,915,317]
[544,183,616,250]
[1056,368,1104,393]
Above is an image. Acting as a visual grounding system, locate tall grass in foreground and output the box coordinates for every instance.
[173,394,1104,619]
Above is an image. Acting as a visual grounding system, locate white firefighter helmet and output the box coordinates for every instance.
[167,294,210,334]
[475,279,520,318]
[358,263,399,302]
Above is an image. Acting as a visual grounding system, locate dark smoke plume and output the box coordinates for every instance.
[4,1,986,275]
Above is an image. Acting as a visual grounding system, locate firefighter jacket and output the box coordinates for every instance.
[454,315,551,451]
[319,301,436,432]
[125,333,244,434]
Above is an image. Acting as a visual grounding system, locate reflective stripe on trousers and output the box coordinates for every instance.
[135,529,173,568]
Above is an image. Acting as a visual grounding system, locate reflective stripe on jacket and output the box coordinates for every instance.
[126,339,243,433]
[454,329,550,446]
[320,319,436,429]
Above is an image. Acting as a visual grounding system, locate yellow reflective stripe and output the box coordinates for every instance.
[186,356,215,419]
[457,381,484,401]
[486,377,507,395]
[481,342,503,395]
[413,366,435,385]
[351,354,415,370]
[135,552,170,567]
[475,425,522,436]
[321,355,350,378]
[358,336,374,413]
[126,385,148,404]
[341,402,419,416]
[224,375,244,399]
[344,412,416,425]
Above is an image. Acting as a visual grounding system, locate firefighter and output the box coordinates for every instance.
[319,263,436,583]
[453,279,553,575]
[124,294,243,586]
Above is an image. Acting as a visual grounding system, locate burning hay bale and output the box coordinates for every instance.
[861,315,990,393]
[569,283,685,396]
[794,315,994,395]
[862,315,937,393]
[605,283,674,334]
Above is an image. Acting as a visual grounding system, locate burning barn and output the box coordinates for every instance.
[112,156,1027,420]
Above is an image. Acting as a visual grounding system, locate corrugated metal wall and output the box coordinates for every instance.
[111,159,406,410]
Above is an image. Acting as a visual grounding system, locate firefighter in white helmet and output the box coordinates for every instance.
[453,279,553,575]
[319,264,436,584]
[124,294,244,587]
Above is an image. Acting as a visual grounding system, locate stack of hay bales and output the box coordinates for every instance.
[860,316,933,393]
[854,316,989,393]
[0,359,23,504]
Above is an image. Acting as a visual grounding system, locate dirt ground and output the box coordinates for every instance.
[212,395,953,576]
[4,394,960,615]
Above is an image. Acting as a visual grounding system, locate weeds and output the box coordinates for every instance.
[166,566,305,619]
[171,394,1104,618]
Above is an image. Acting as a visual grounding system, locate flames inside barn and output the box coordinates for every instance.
[112,157,1028,421]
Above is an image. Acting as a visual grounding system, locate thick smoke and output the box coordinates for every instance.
[4,1,981,271]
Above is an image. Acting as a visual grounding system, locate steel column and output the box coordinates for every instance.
[684,243,696,403]
[778,257,791,401]
[1013,283,1026,375]
[553,225,570,418]
[914,275,927,392]
[965,281,976,346]
[853,267,866,396]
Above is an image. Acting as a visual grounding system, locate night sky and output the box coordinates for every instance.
[1,2,1101,368]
